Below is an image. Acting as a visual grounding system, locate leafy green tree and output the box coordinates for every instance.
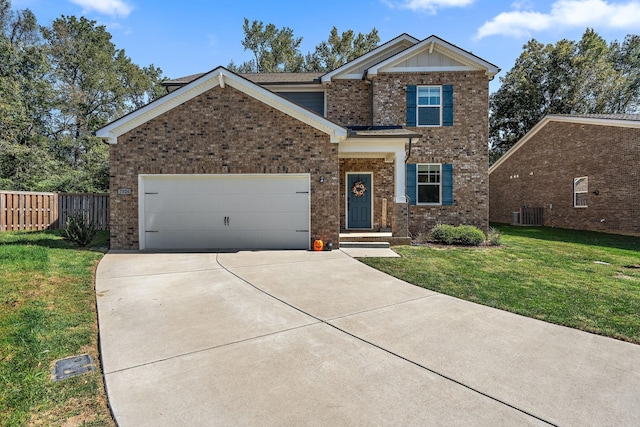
[0,0,56,190]
[0,1,166,192]
[490,28,640,163]
[42,15,164,191]
[228,20,380,74]
[305,27,379,72]
[229,18,304,73]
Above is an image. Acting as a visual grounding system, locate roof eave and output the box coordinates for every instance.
[321,33,420,84]
[346,132,422,139]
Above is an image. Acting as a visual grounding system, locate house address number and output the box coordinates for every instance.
[117,188,132,195]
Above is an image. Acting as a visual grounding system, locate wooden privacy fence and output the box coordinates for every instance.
[59,193,110,230]
[0,191,109,231]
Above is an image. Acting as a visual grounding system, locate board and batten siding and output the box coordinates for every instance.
[276,91,325,116]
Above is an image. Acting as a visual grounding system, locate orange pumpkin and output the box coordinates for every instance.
[313,239,324,251]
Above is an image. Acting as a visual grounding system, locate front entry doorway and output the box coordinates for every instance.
[346,172,372,229]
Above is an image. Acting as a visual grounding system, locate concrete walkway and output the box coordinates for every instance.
[96,250,640,426]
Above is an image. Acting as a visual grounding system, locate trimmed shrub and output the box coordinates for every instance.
[430,224,457,244]
[430,224,485,246]
[63,213,97,247]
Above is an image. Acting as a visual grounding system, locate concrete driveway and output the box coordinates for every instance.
[96,250,640,426]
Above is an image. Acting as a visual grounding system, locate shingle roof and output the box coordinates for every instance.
[162,73,206,85]
[163,72,323,87]
[554,113,640,122]
[242,72,323,84]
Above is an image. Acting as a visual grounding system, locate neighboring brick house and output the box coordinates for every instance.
[96,34,499,250]
[489,114,640,237]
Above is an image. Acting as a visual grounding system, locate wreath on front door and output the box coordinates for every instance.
[351,181,367,197]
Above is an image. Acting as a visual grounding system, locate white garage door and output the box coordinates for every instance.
[140,174,310,250]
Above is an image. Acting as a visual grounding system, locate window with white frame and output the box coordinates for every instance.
[417,86,442,126]
[417,164,441,204]
[574,177,588,207]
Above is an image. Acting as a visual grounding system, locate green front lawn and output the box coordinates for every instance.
[2,226,638,424]
[0,231,114,426]
[362,226,640,344]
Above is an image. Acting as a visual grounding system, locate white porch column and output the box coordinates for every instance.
[395,148,406,203]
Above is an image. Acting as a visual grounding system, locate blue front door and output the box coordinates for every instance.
[347,173,372,229]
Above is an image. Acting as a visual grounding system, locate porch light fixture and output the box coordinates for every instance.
[319,176,325,183]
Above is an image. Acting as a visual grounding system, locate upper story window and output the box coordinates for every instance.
[406,84,453,127]
[417,86,442,126]
[574,176,588,207]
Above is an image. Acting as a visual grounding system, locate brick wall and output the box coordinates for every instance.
[374,71,491,233]
[325,80,371,127]
[489,120,640,236]
[109,85,339,249]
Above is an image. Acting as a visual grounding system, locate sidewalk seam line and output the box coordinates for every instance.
[326,294,440,321]
[98,267,225,280]
[103,321,321,376]
[217,255,349,269]
[216,254,558,427]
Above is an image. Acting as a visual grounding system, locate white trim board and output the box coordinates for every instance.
[321,33,419,83]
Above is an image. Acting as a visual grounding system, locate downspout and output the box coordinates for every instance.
[364,71,374,129]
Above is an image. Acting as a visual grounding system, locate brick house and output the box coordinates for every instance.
[489,114,640,237]
[96,34,499,250]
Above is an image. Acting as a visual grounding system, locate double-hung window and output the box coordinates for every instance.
[574,176,588,207]
[407,163,453,206]
[406,84,452,127]
[417,86,442,126]
[417,164,441,204]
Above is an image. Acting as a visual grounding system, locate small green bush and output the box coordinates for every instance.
[430,224,456,244]
[487,226,503,246]
[431,224,485,246]
[62,213,97,247]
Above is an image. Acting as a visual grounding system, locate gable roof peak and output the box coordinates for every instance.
[321,33,420,83]
[366,35,500,78]
[96,66,347,144]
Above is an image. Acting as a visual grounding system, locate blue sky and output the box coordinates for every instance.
[12,0,640,92]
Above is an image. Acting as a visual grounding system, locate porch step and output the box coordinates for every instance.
[339,241,390,249]
[339,232,411,247]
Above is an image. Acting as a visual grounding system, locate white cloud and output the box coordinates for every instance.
[476,0,640,39]
[386,0,476,13]
[69,0,133,18]
[510,0,534,10]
